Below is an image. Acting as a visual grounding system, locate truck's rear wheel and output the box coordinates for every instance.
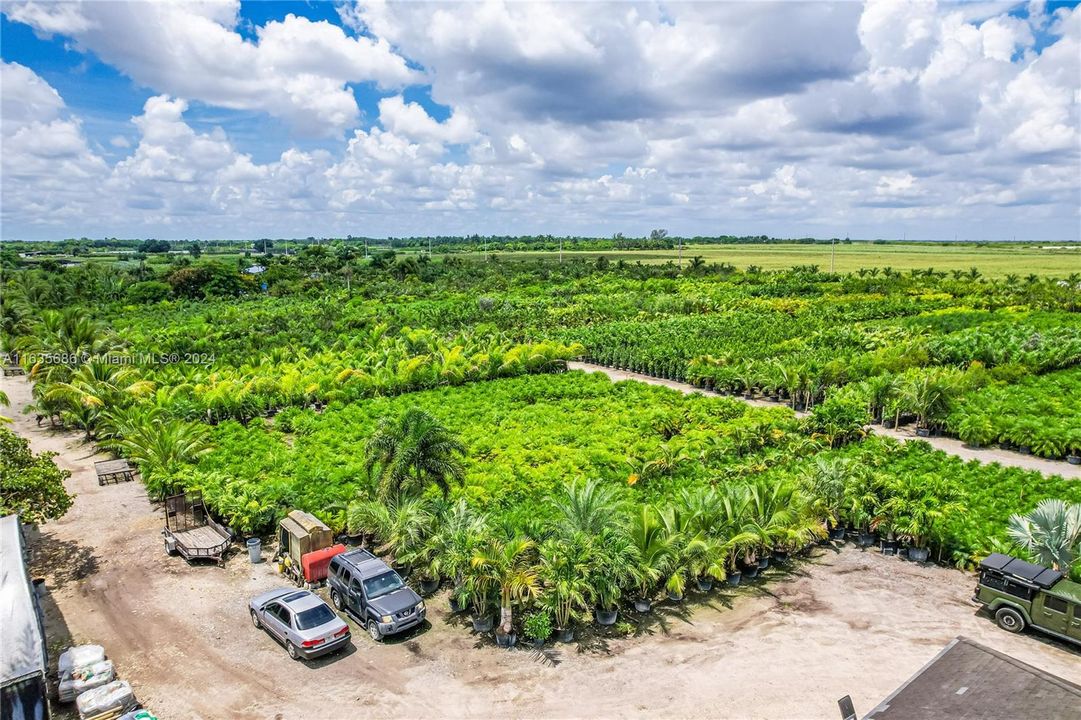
[995,607,1025,633]
[330,589,343,611]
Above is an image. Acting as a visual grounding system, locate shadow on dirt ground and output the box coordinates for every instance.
[27,528,101,590]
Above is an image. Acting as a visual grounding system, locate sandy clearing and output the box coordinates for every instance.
[3,374,1078,720]
[567,362,1081,479]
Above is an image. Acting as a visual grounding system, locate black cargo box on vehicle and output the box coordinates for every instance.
[978,553,1063,589]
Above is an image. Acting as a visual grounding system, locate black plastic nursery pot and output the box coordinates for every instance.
[742,566,759,579]
[595,608,618,626]
[532,637,545,649]
[883,419,895,429]
[495,632,517,648]
[1018,446,1031,455]
[633,598,652,613]
[727,571,742,587]
[858,532,876,548]
[915,427,931,438]
[667,589,684,602]
[907,547,930,562]
[472,615,494,633]
[830,527,847,541]
[449,596,464,613]
[420,577,440,595]
[772,550,789,563]
[696,576,714,592]
[757,556,770,570]
[555,627,575,644]
[1068,455,1081,465]
[880,540,899,556]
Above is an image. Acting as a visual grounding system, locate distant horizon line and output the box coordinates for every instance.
[5,236,1079,245]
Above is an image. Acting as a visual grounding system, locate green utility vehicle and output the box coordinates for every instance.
[974,553,1081,647]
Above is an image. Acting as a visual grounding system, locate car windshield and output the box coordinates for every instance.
[363,571,404,599]
[294,604,336,630]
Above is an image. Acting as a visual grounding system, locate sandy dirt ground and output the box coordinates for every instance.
[567,362,1081,479]
[3,374,1078,720]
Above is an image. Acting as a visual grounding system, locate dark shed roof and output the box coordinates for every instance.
[979,553,1063,589]
[864,636,1081,720]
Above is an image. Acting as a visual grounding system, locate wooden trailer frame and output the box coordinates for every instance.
[163,491,232,565]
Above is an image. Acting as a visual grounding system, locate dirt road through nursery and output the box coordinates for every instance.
[568,362,1081,479]
[3,374,1078,720]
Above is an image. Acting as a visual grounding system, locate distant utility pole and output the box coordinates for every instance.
[831,237,836,273]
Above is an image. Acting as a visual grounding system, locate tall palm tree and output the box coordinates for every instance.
[1007,500,1081,571]
[365,407,466,502]
[469,535,539,636]
[551,479,625,536]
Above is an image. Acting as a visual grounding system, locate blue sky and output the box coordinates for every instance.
[1,1,1079,241]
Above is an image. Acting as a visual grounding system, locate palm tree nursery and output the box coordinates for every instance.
[3,251,1079,643]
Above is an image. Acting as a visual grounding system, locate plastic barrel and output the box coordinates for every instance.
[246,537,261,563]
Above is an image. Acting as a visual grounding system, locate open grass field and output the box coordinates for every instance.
[456,242,1080,277]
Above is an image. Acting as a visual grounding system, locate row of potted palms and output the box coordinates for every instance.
[351,478,826,646]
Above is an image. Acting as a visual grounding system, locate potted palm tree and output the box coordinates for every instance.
[627,505,672,613]
[455,582,494,633]
[429,500,488,608]
[590,528,634,626]
[876,475,965,563]
[539,535,593,643]
[469,535,539,645]
[687,535,734,592]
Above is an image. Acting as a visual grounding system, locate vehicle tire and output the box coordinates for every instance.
[286,641,300,661]
[250,610,261,629]
[330,589,343,611]
[367,620,383,642]
[995,607,1025,633]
